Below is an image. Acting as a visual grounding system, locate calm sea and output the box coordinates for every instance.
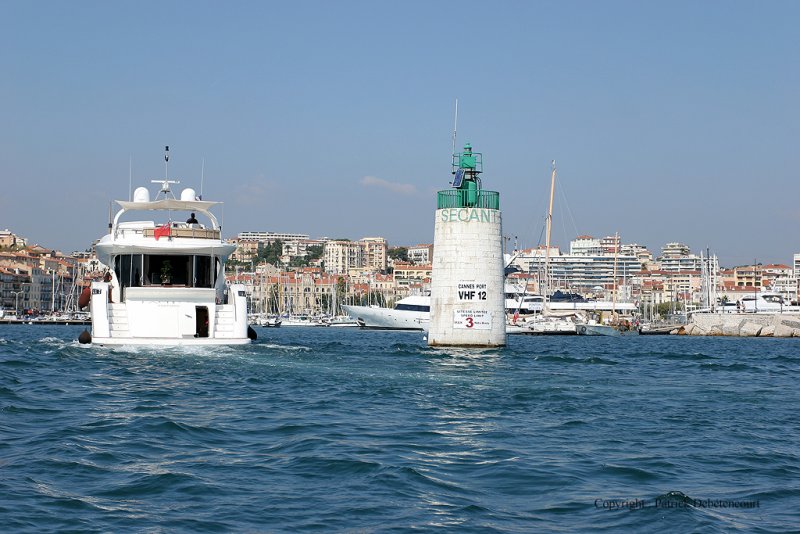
[1,325,797,532]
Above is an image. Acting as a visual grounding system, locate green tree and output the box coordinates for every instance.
[256,239,284,266]
[388,247,408,262]
[289,256,308,268]
[306,245,323,261]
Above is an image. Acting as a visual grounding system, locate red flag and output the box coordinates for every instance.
[154,223,171,240]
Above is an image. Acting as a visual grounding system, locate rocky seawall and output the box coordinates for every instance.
[676,313,800,337]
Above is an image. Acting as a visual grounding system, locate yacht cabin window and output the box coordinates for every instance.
[113,254,218,296]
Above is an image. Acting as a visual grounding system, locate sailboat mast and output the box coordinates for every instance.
[612,232,619,318]
[544,161,556,297]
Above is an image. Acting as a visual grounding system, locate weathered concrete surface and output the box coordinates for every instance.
[687,313,800,337]
[739,322,763,337]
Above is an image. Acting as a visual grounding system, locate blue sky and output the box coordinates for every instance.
[1,1,798,267]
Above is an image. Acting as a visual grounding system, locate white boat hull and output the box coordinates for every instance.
[341,304,429,330]
[89,282,251,345]
[89,336,252,346]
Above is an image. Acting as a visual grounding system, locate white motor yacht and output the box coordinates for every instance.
[341,295,430,330]
[82,168,254,346]
[740,292,800,313]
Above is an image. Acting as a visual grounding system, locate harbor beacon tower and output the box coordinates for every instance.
[428,143,506,347]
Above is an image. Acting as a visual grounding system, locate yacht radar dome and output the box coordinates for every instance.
[180,188,197,201]
[133,187,150,203]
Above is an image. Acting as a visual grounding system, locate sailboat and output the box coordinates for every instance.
[508,161,579,335]
[576,232,639,336]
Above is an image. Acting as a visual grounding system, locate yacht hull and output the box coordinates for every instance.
[576,324,639,336]
[89,336,251,346]
[341,304,429,330]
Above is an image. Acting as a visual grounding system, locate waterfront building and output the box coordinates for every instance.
[771,275,798,303]
[0,267,28,312]
[281,239,325,260]
[0,248,83,313]
[232,231,314,264]
[657,242,704,272]
[632,269,705,310]
[407,244,434,265]
[621,243,654,266]
[762,263,792,280]
[323,240,364,275]
[569,236,602,256]
[361,237,388,272]
[323,237,388,275]
[661,242,689,257]
[392,262,432,288]
[0,229,26,249]
[230,239,261,263]
[508,241,640,292]
[600,235,621,254]
[237,231,310,242]
[734,265,763,287]
[719,268,736,287]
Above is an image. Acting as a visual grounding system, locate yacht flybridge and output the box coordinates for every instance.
[82,155,254,345]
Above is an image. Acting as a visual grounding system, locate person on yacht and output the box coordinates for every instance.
[186,213,199,224]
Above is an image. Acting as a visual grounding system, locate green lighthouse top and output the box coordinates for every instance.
[453,142,482,174]
[439,142,498,210]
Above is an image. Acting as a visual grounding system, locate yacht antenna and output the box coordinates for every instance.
[200,158,205,200]
[451,98,458,158]
[128,155,133,201]
[152,146,180,199]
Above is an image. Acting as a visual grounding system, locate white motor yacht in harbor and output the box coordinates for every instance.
[82,162,254,346]
[740,292,800,313]
[342,288,635,333]
[343,282,544,331]
[341,295,431,330]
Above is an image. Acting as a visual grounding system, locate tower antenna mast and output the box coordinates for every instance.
[451,98,459,158]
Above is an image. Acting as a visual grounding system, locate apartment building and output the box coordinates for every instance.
[408,244,434,265]
[323,238,388,275]
[393,263,432,288]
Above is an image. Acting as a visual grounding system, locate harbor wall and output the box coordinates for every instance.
[683,313,800,337]
[428,207,506,347]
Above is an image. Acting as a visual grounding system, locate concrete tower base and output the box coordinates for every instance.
[428,206,506,347]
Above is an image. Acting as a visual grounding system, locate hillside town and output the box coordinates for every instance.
[1,227,798,319]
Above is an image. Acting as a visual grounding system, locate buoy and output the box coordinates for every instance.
[78,329,92,344]
[78,287,91,309]
[247,326,257,340]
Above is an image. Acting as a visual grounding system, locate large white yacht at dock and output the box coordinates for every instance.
[341,294,430,330]
[83,152,253,346]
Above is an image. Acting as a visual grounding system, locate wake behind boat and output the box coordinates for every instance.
[82,148,254,346]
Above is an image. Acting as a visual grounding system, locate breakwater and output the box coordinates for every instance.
[681,313,800,337]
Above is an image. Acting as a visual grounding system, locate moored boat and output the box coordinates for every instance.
[342,295,430,330]
[576,321,639,336]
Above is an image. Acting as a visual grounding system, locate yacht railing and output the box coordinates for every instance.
[142,226,220,240]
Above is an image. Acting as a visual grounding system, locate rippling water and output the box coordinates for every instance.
[1,325,798,532]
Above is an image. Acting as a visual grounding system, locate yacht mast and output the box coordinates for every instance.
[544,161,556,298]
[612,232,619,319]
